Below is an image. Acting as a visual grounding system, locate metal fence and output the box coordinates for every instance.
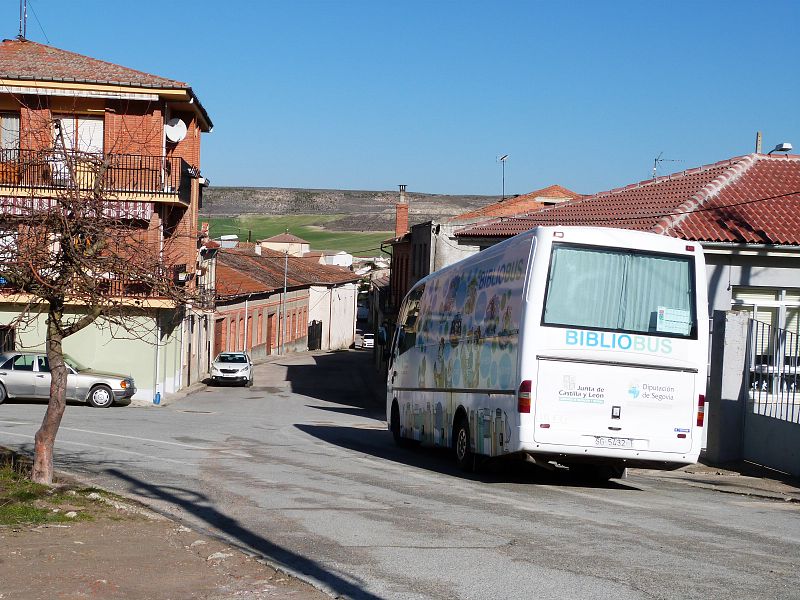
[748,319,800,423]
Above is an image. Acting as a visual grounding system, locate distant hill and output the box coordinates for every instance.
[201,187,501,231]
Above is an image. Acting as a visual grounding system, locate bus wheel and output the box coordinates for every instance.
[390,402,402,446]
[454,414,474,472]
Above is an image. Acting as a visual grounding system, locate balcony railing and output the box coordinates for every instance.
[0,268,215,306]
[0,148,191,201]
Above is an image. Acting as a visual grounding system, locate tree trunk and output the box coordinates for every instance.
[31,306,68,485]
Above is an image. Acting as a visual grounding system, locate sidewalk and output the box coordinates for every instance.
[129,350,310,409]
[637,459,800,503]
[0,467,329,600]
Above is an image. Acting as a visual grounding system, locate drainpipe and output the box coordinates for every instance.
[243,295,249,353]
[177,310,185,390]
[353,283,357,345]
[328,285,334,350]
[153,309,161,403]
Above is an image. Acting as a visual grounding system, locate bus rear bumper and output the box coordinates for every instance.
[515,445,698,471]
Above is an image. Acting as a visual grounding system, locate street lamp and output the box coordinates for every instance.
[499,154,509,200]
[767,142,793,155]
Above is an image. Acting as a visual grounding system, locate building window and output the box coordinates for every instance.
[0,113,19,159]
[54,115,104,153]
[0,326,14,352]
[732,287,800,356]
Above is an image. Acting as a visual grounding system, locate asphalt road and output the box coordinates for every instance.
[1,350,799,600]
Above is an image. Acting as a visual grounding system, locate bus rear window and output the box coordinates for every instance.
[542,244,696,338]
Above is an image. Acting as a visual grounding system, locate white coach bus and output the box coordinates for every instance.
[386,226,708,479]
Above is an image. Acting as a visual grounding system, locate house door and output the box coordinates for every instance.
[267,313,275,355]
[214,319,224,356]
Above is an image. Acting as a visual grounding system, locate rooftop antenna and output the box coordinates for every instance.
[18,0,27,39]
[652,152,683,179]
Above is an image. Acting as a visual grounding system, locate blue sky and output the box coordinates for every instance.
[4,1,799,195]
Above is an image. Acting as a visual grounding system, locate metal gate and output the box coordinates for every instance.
[744,319,800,475]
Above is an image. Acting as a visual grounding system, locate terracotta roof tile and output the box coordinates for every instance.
[262,232,309,244]
[0,38,186,88]
[216,248,358,299]
[453,184,581,221]
[457,154,800,245]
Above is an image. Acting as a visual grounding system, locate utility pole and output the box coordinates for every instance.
[280,249,288,355]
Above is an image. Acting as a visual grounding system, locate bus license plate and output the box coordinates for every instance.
[595,436,632,448]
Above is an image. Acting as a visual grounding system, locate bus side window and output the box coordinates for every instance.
[398,285,424,356]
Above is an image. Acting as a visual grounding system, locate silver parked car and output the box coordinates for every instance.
[210,352,253,386]
[0,351,135,408]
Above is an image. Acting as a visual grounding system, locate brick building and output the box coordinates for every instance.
[215,247,359,358]
[0,38,213,400]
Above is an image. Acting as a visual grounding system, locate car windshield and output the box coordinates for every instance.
[63,354,88,371]
[216,354,248,364]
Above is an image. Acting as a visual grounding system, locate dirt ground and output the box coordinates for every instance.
[0,500,328,600]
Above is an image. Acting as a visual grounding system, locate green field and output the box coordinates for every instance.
[200,215,392,256]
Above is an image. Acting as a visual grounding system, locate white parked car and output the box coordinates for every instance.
[361,333,374,349]
[210,352,253,386]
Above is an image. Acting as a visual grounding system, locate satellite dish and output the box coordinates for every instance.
[165,118,187,143]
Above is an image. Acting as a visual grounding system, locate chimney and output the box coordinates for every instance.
[395,184,409,238]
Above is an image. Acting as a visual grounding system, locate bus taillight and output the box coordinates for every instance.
[697,394,705,427]
[518,380,532,413]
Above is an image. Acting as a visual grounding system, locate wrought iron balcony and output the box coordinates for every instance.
[0,148,192,203]
[0,268,215,307]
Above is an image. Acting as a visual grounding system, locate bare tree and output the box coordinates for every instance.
[0,99,199,484]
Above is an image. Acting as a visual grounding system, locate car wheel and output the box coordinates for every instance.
[453,413,474,472]
[87,385,114,408]
[0,383,6,405]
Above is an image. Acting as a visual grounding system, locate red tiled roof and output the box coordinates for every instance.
[456,154,800,245]
[453,184,582,221]
[216,248,358,299]
[262,232,309,244]
[0,38,187,88]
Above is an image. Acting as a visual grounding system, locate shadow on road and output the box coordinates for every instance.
[284,351,385,410]
[3,441,382,599]
[295,423,638,490]
[305,404,381,418]
[106,468,384,600]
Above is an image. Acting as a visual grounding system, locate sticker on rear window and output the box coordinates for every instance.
[657,307,691,335]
